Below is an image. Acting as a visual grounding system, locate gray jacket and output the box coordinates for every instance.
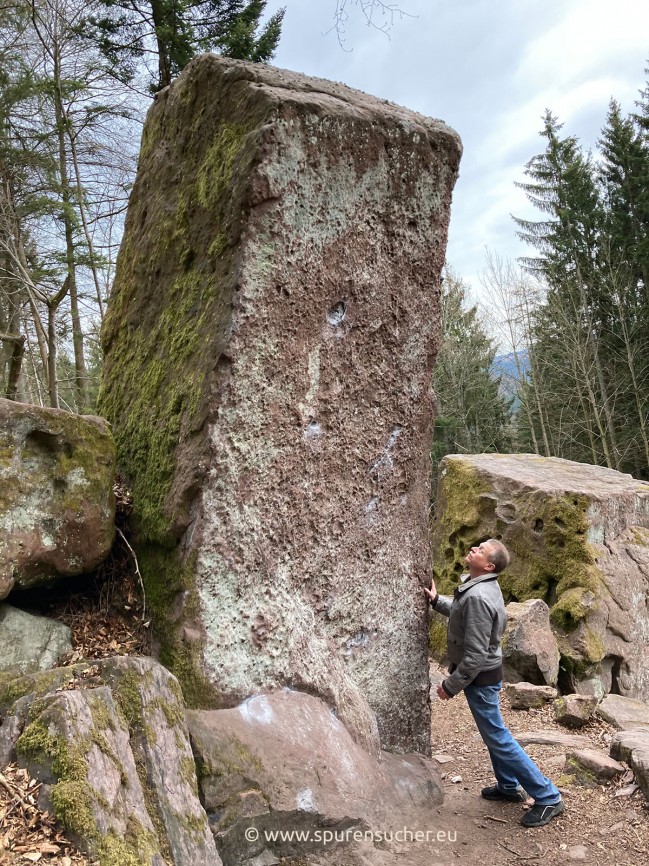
[431,572,506,696]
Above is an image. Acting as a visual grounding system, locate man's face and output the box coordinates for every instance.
[465,542,495,576]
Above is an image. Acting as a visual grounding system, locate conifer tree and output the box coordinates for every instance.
[431,269,512,499]
[85,0,285,91]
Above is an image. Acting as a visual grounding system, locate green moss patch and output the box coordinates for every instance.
[431,456,609,672]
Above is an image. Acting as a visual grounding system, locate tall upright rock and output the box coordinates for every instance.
[100,56,461,753]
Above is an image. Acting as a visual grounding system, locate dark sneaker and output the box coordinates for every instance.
[520,799,565,827]
[481,784,527,803]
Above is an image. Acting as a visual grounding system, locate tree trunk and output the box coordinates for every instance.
[53,38,88,410]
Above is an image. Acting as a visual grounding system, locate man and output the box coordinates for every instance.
[425,538,564,828]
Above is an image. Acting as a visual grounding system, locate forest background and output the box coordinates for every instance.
[1,0,647,486]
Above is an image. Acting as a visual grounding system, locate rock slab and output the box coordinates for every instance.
[188,689,444,864]
[564,748,625,784]
[0,604,72,675]
[0,399,115,599]
[610,728,649,798]
[100,55,462,753]
[431,454,649,701]
[1,656,220,866]
[505,682,557,710]
[502,598,560,686]
[597,693,649,730]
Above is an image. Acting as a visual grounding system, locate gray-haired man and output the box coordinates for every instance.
[425,538,564,828]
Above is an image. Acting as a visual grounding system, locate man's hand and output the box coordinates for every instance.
[436,683,452,701]
[423,579,437,603]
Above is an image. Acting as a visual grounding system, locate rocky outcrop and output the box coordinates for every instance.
[564,749,625,785]
[0,399,115,599]
[505,682,557,709]
[597,694,649,731]
[0,657,220,866]
[0,605,72,675]
[610,729,649,798]
[502,599,560,686]
[554,694,598,728]
[99,55,462,753]
[187,690,443,865]
[431,454,649,701]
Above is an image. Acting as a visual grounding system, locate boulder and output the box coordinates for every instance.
[0,604,72,675]
[99,55,462,753]
[610,728,649,798]
[0,656,221,866]
[431,454,649,701]
[553,694,598,728]
[596,694,649,731]
[564,748,625,785]
[505,682,557,709]
[502,599,560,686]
[187,690,444,865]
[0,399,115,599]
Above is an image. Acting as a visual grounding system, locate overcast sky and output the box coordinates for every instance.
[262,0,649,298]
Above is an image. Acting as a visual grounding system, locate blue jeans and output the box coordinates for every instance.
[464,682,561,805]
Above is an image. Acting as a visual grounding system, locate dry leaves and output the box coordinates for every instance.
[0,766,90,865]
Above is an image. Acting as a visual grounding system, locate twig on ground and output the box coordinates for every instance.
[116,527,146,622]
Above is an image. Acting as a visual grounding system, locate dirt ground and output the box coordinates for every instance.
[2,678,648,866]
[300,672,649,866]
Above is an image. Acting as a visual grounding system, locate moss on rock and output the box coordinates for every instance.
[431,455,611,679]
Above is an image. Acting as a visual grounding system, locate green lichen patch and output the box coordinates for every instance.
[196,732,264,782]
[428,617,449,662]
[197,123,250,211]
[17,696,165,865]
[99,97,255,548]
[137,546,217,709]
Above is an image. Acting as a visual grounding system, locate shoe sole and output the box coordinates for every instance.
[481,788,526,803]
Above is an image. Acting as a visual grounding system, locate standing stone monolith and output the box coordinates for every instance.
[100,55,462,754]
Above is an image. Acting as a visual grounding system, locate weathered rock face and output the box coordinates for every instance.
[0,399,116,599]
[0,605,72,675]
[99,55,461,753]
[0,656,220,866]
[504,682,557,710]
[502,599,560,686]
[187,690,444,865]
[431,454,649,701]
[553,694,598,728]
[610,729,649,798]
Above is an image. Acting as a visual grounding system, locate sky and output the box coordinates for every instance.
[262,0,649,298]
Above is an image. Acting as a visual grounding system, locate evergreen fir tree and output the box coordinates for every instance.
[85,0,285,91]
[431,270,512,500]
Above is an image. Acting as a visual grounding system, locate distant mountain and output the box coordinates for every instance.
[491,351,529,405]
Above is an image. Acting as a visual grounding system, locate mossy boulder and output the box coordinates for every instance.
[99,55,462,754]
[0,399,115,599]
[431,454,649,700]
[2,656,220,866]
